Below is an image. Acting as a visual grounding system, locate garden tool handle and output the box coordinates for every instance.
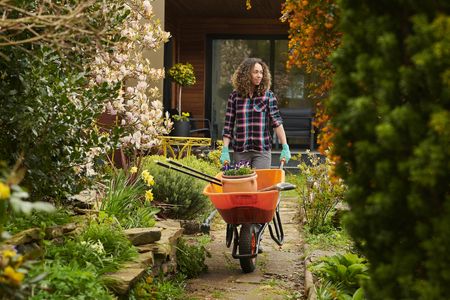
[280,158,286,169]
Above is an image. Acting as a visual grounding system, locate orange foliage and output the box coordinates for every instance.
[281,0,341,153]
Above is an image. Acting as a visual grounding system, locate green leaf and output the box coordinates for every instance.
[352,287,366,300]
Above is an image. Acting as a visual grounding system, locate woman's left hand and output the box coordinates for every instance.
[280,144,291,163]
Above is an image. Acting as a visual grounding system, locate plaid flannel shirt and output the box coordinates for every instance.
[222,90,283,152]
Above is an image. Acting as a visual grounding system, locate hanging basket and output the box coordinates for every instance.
[221,172,258,193]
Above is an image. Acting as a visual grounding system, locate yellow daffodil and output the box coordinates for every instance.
[0,182,11,200]
[141,170,155,186]
[145,174,155,186]
[141,170,150,180]
[145,190,154,202]
[130,166,138,174]
[3,266,24,285]
[1,249,17,259]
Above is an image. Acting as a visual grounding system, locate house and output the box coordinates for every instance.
[155,0,316,149]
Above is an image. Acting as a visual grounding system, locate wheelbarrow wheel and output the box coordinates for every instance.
[239,224,257,273]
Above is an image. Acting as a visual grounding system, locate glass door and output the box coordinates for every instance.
[210,38,312,141]
[210,39,270,140]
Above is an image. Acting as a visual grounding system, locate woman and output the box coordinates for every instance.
[220,57,291,168]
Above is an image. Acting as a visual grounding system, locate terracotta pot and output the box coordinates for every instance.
[221,172,258,193]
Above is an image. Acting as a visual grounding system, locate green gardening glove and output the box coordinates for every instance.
[220,146,231,165]
[280,144,291,163]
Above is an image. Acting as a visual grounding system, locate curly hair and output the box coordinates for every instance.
[231,58,271,97]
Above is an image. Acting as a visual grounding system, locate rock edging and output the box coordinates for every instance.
[103,219,184,295]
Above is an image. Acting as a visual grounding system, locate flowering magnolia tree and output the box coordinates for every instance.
[91,0,172,155]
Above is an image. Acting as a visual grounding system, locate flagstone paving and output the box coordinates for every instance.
[185,195,305,300]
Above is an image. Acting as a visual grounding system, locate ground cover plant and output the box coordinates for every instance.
[176,235,211,278]
[27,262,114,300]
[311,253,369,300]
[5,208,72,235]
[129,273,190,300]
[27,220,137,298]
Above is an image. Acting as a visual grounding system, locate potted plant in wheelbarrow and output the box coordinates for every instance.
[221,161,257,193]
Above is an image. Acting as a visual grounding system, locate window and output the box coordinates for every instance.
[208,37,313,140]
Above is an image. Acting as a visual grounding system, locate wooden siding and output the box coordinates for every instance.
[166,17,288,119]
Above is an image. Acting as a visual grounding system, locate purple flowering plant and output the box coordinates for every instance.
[222,160,254,176]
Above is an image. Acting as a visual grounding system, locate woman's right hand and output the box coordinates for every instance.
[220,146,230,164]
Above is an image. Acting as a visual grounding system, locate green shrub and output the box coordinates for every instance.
[176,235,211,278]
[28,261,114,300]
[295,152,346,234]
[142,155,218,220]
[5,208,72,234]
[0,46,118,200]
[207,148,222,169]
[100,170,158,229]
[328,1,450,298]
[167,63,196,87]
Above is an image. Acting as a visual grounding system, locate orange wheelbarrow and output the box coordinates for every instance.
[155,159,295,273]
[203,166,295,273]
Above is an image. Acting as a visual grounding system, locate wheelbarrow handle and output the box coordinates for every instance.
[280,158,286,169]
[166,159,221,184]
[155,160,222,186]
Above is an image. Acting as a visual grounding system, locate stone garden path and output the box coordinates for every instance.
[185,195,305,300]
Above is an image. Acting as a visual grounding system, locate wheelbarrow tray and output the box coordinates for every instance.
[203,169,285,224]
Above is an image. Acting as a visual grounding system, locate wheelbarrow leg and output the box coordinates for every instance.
[200,209,217,234]
[268,204,284,246]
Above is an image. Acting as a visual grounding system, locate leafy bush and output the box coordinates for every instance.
[167,63,196,87]
[311,253,369,300]
[142,155,218,220]
[45,221,137,274]
[0,46,117,199]
[27,261,114,300]
[0,0,171,200]
[5,208,72,235]
[0,47,118,197]
[328,1,450,298]
[100,170,158,229]
[176,235,211,278]
[295,152,346,233]
[207,148,222,169]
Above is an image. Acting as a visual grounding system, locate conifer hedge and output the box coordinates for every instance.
[328,1,450,299]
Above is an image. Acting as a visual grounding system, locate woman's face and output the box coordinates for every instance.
[250,63,263,87]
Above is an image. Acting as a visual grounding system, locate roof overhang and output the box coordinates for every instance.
[166,0,285,20]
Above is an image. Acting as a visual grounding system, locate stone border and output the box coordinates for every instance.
[304,244,317,300]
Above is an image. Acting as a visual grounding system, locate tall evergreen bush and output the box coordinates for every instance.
[328,1,450,298]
